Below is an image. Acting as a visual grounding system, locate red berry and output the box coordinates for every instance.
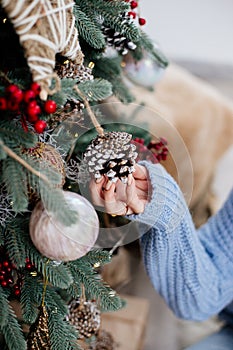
[3,261,9,267]
[23,90,36,104]
[128,11,137,19]
[27,104,41,122]
[138,17,146,25]
[5,84,19,96]
[14,289,21,296]
[0,97,7,110]
[44,100,57,114]
[130,1,138,9]
[30,82,41,96]
[27,100,37,108]
[7,100,19,112]
[11,89,24,103]
[34,120,47,133]
[26,262,32,270]
[1,280,8,287]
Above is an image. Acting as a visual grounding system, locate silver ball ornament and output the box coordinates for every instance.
[123,51,165,88]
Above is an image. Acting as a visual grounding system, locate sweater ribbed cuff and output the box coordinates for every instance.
[127,161,188,233]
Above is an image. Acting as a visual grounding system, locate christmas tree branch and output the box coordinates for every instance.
[0,140,50,185]
[73,85,105,136]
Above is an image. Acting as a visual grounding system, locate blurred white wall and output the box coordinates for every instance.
[142,0,233,65]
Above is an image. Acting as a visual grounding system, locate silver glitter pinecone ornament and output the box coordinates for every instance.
[82,131,138,184]
[67,299,101,339]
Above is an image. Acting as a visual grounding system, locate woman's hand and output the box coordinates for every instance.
[89,164,150,216]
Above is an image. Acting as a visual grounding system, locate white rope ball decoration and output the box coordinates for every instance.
[29,191,99,261]
[1,0,84,99]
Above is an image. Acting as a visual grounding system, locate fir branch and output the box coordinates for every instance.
[93,57,135,103]
[93,57,122,78]
[111,76,135,103]
[0,120,37,149]
[135,31,169,68]
[0,225,5,245]
[77,0,129,14]
[0,141,51,185]
[52,78,77,107]
[103,13,140,41]
[74,79,112,102]
[1,157,28,212]
[74,6,106,49]
[21,275,68,324]
[49,312,81,350]
[4,220,27,268]
[70,261,123,312]
[81,249,111,267]
[0,287,10,328]
[17,221,74,289]
[20,274,41,324]
[0,299,26,350]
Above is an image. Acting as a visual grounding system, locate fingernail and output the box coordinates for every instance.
[105,180,112,190]
[127,174,133,186]
[95,176,103,183]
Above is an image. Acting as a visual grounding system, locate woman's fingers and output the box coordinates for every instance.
[133,164,148,180]
[89,176,105,206]
[102,183,126,215]
[125,177,146,214]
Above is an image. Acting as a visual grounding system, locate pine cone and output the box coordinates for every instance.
[55,61,93,83]
[67,299,101,339]
[102,14,137,55]
[81,131,137,184]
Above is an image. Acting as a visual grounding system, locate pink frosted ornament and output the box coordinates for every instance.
[29,192,99,261]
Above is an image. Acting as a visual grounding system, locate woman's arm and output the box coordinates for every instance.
[89,161,233,321]
[133,161,233,321]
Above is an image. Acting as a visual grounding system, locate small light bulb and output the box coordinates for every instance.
[88,62,95,69]
[3,18,7,24]
[94,262,101,268]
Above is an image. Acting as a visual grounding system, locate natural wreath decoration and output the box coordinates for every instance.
[1,0,84,100]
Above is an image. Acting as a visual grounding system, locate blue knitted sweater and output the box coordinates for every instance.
[129,161,233,324]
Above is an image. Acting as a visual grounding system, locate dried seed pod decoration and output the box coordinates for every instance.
[82,131,138,184]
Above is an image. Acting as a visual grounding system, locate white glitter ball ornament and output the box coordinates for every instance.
[29,192,99,261]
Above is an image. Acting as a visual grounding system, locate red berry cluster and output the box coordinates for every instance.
[148,138,169,162]
[132,137,168,163]
[127,1,146,26]
[0,83,57,134]
[0,252,35,297]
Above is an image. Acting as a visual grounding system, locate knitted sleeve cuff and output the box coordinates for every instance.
[127,161,189,233]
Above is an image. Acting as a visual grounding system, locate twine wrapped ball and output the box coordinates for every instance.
[1,0,84,100]
[29,191,99,261]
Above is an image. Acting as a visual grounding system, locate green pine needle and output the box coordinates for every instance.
[0,287,10,328]
[0,120,37,149]
[74,6,106,49]
[0,300,26,350]
[49,312,81,350]
[73,78,112,102]
[2,157,28,212]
